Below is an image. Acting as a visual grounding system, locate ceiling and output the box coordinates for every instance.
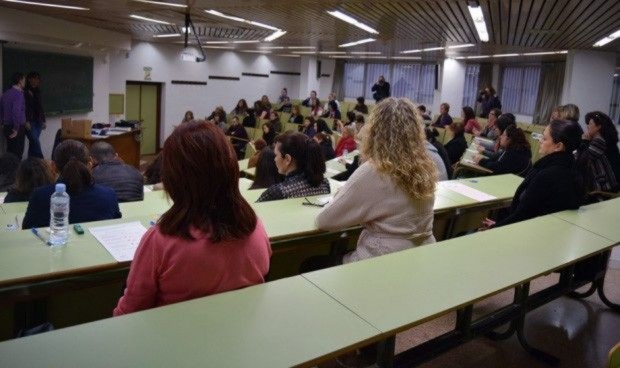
[1,0,619,63]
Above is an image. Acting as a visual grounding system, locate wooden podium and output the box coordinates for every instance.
[63,130,142,168]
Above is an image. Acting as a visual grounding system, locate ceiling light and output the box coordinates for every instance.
[454,56,466,60]
[521,51,567,56]
[153,33,181,38]
[401,46,445,54]
[264,30,287,42]
[277,54,301,58]
[593,29,620,47]
[468,3,489,42]
[259,46,286,50]
[447,44,476,49]
[181,27,191,34]
[3,0,89,10]
[326,10,379,34]
[350,51,382,55]
[133,0,186,8]
[288,46,316,49]
[466,55,491,59]
[391,56,422,60]
[205,10,245,23]
[320,51,346,54]
[493,53,519,58]
[329,56,351,59]
[232,40,261,44]
[204,41,230,44]
[424,47,445,52]
[130,14,172,25]
[339,38,376,48]
[357,56,388,59]
[241,50,272,54]
[291,51,317,54]
[202,46,235,50]
[247,21,280,32]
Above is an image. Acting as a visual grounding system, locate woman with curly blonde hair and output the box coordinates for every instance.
[315,97,437,264]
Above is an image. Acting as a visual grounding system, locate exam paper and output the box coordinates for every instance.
[89,221,148,262]
[441,182,497,202]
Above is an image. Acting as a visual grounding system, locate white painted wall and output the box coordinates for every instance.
[298,56,335,101]
[438,59,466,118]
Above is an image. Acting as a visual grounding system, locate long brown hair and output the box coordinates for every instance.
[159,122,257,242]
[53,140,93,195]
[11,157,55,197]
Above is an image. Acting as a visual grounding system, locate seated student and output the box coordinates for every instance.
[576,111,620,195]
[90,142,144,202]
[289,105,303,124]
[256,132,330,202]
[316,118,333,135]
[321,100,341,120]
[301,116,317,138]
[332,155,361,182]
[268,111,282,133]
[22,140,121,229]
[232,99,249,116]
[323,92,341,112]
[314,132,335,160]
[248,139,267,168]
[474,125,532,176]
[559,103,580,124]
[261,122,276,146]
[277,96,292,113]
[353,114,365,134]
[211,113,226,131]
[242,108,257,128]
[309,99,324,117]
[432,102,453,127]
[302,90,320,108]
[278,87,288,103]
[114,123,271,316]
[207,106,227,123]
[226,116,250,160]
[417,104,432,121]
[352,96,369,115]
[425,128,452,179]
[316,97,436,263]
[181,110,194,124]
[335,125,357,157]
[144,153,162,186]
[462,106,481,134]
[477,113,516,156]
[474,108,501,139]
[482,120,584,229]
[4,157,55,203]
[249,148,282,190]
[254,95,272,119]
[0,152,20,192]
[444,122,467,164]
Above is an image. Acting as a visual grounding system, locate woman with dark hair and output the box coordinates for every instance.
[474,108,501,139]
[22,140,121,229]
[114,123,271,315]
[477,113,516,156]
[249,148,282,190]
[248,139,267,168]
[425,128,452,179]
[461,106,481,134]
[315,118,333,135]
[269,111,282,133]
[0,152,20,192]
[314,132,335,160]
[482,120,584,229]
[352,96,369,115]
[479,86,502,118]
[144,153,163,186]
[261,122,276,146]
[444,122,468,164]
[181,110,194,124]
[257,132,330,202]
[474,125,532,175]
[226,116,250,160]
[576,111,620,194]
[4,157,55,203]
[232,99,249,116]
[254,95,272,119]
[302,116,317,138]
[322,100,341,120]
[289,105,303,124]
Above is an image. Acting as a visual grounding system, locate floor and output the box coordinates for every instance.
[322,261,620,368]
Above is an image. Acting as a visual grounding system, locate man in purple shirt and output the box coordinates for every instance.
[432,102,454,128]
[0,73,27,159]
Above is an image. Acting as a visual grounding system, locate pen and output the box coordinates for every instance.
[31,228,50,246]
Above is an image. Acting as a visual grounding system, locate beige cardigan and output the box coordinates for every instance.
[315,161,435,263]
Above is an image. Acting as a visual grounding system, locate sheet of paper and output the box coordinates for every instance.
[441,182,496,202]
[326,167,341,176]
[89,221,148,262]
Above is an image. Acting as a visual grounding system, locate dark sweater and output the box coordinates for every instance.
[92,160,144,202]
[23,182,122,229]
[431,140,453,179]
[320,139,335,160]
[445,134,468,164]
[3,190,30,203]
[495,152,583,228]
[479,147,532,176]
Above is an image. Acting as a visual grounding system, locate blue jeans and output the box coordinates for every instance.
[26,119,44,159]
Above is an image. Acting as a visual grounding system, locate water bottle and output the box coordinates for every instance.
[343,149,349,158]
[49,183,70,246]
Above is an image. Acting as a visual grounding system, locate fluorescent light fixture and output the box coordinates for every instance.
[205,10,245,23]
[202,46,235,50]
[3,0,89,10]
[259,46,286,50]
[181,27,192,34]
[424,46,445,52]
[232,40,261,44]
[320,51,346,54]
[329,56,351,59]
[350,51,382,55]
[326,10,379,34]
[338,38,376,48]
[153,33,181,38]
[277,54,301,58]
[130,14,172,25]
[133,0,187,8]
[593,29,620,47]
[204,41,231,44]
[391,56,422,60]
[447,44,476,49]
[181,51,197,62]
[493,53,519,58]
[241,50,272,54]
[248,20,279,32]
[291,51,317,54]
[401,46,445,54]
[454,56,466,60]
[466,55,491,59]
[468,3,489,42]
[264,30,287,42]
[521,51,567,56]
[288,46,316,49]
[357,56,388,59]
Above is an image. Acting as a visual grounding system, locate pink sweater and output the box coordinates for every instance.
[464,118,481,134]
[114,220,271,316]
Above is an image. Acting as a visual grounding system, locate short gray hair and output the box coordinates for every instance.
[90,141,116,162]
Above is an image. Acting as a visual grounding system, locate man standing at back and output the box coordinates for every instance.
[24,72,46,159]
[0,73,27,159]
[90,141,144,202]
[371,75,391,103]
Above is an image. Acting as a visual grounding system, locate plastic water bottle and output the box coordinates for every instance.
[49,183,70,246]
[343,149,349,158]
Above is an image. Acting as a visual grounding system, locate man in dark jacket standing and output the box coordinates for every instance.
[91,142,144,202]
[371,75,390,103]
[25,72,46,159]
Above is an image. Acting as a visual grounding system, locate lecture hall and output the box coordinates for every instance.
[0,0,619,367]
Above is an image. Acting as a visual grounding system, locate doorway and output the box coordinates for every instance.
[125,82,161,156]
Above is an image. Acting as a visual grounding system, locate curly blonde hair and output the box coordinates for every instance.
[361,97,437,199]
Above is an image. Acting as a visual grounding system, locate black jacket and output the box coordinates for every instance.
[320,139,335,160]
[479,147,531,176]
[495,152,584,227]
[371,82,390,102]
[92,160,144,202]
[445,134,468,165]
[25,86,45,123]
[431,140,453,179]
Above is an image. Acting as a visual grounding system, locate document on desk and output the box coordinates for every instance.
[442,182,496,202]
[89,221,148,262]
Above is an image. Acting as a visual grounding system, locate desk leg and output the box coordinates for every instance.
[486,286,521,341]
[568,251,619,311]
[376,336,396,368]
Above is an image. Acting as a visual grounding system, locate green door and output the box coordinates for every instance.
[125,83,158,155]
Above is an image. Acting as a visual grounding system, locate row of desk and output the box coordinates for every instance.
[0,197,618,367]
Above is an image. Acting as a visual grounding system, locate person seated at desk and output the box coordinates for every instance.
[90,141,144,202]
[425,128,452,179]
[268,111,282,133]
[231,98,249,116]
[206,106,227,124]
[144,153,162,190]
[22,140,121,229]
[444,122,467,165]
[278,87,288,104]
[476,113,516,157]
[321,100,341,120]
[474,108,501,139]
[289,105,303,124]
[248,139,267,168]
[316,97,436,264]
[114,123,271,316]
[0,152,20,192]
[473,125,531,176]
[277,96,292,113]
[302,90,320,108]
[352,96,368,115]
[4,157,55,203]
[254,95,272,119]
[432,102,453,128]
[462,106,481,134]
[256,132,330,202]
[226,116,249,160]
[425,140,449,181]
[301,116,317,138]
[180,110,194,124]
[316,118,333,136]
[335,125,357,157]
[249,147,282,190]
[417,104,432,122]
[314,132,335,160]
[481,120,584,229]
[576,111,620,197]
[261,122,276,146]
